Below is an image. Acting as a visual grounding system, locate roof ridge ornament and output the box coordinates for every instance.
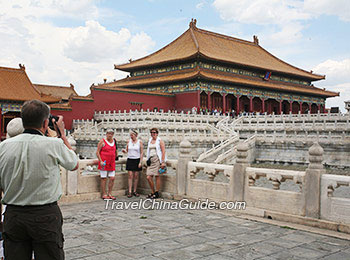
[189,18,197,28]
[253,35,259,45]
[19,63,25,70]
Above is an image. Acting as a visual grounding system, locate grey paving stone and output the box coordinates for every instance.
[116,244,164,258]
[318,251,350,260]
[156,248,201,260]
[264,237,306,249]
[64,237,92,249]
[286,246,330,258]
[220,244,267,259]
[80,240,123,254]
[183,243,227,256]
[173,234,212,246]
[196,229,232,240]
[82,251,134,260]
[260,251,306,260]
[278,232,319,244]
[302,241,343,254]
[320,236,350,247]
[65,247,95,259]
[112,234,154,247]
[143,239,184,252]
[205,236,244,251]
[196,254,240,260]
[59,200,350,260]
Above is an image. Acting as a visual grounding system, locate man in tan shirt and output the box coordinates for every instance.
[0,99,78,260]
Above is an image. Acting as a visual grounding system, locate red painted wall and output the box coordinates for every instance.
[51,89,175,130]
[175,91,199,112]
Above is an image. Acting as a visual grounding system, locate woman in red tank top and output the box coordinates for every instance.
[96,129,117,200]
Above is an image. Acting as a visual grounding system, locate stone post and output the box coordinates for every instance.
[231,142,249,201]
[176,139,192,196]
[67,169,78,195]
[304,142,325,218]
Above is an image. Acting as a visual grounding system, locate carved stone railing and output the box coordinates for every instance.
[246,167,305,190]
[245,167,305,215]
[321,174,350,224]
[231,112,350,133]
[197,135,239,162]
[187,161,233,201]
[72,110,230,144]
[214,135,256,164]
[60,157,178,202]
[188,161,233,181]
[93,109,225,124]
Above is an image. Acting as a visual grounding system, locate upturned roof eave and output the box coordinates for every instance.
[114,53,199,72]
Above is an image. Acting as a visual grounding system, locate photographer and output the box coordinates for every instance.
[0,99,78,260]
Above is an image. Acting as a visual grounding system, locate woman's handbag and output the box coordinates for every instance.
[158,166,167,174]
[146,157,152,166]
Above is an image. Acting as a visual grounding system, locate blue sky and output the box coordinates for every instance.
[0,0,349,111]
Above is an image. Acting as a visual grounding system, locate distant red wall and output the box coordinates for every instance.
[175,91,199,111]
[92,89,175,113]
[51,89,175,130]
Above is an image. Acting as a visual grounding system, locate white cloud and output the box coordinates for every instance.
[313,59,350,85]
[212,0,311,25]
[304,0,350,22]
[0,0,155,96]
[313,59,350,112]
[212,0,311,46]
[64,21,132,63]
[267,22,304,45]
[196,1,206,9]
[0,0,100,20]
[212,0,350,48]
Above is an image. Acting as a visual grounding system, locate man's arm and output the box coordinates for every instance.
[55,115,78,170]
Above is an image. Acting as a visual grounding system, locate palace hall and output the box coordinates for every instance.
[0,20,338,133]
[111,19,337,115]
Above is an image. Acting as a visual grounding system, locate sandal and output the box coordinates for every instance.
[102,195,109,200]
[127,192,133,198]
[108,195,116,200]
[150,191,160,199]
[132,192,140,197]
[147,193,154,199]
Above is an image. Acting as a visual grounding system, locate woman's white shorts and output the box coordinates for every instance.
[100,170,115,178]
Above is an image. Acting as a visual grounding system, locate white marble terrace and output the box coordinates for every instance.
[60,140,350,233]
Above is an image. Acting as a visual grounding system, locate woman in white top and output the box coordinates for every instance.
[122,129,143,197]
[146,127,166,199]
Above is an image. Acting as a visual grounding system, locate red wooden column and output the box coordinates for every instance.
[279,100,282,114]
[236,95,240,115]
[262,98,265,113]
[299,102,303,113]
[289,101,292,114]
[207,91,211,111]
[223,94,226,113]
[318,104,321,113]
[197,90,201,110]
[249,96,253,112]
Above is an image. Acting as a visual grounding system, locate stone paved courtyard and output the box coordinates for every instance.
[61,198,350,260]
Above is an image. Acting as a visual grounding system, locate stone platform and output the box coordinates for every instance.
[61,198,350,260]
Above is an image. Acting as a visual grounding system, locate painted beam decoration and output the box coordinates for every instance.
[1,102,22,114]
[143,82,325,105]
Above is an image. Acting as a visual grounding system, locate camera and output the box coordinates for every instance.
[48,114,61,137]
